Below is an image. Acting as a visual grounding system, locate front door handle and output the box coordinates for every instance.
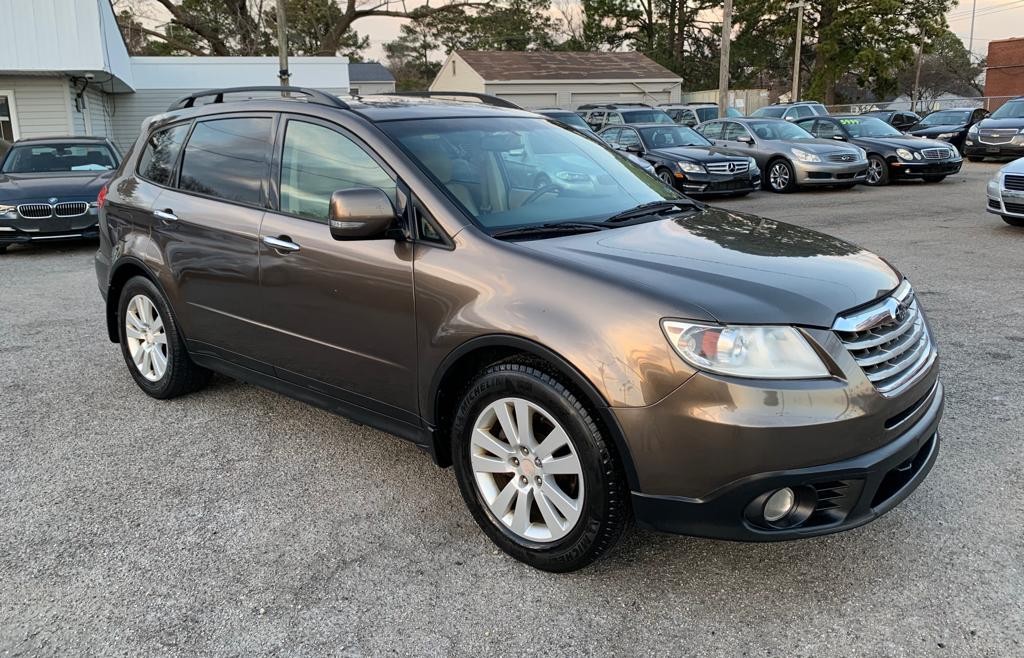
[153,209,178,222]
[263,235,301,253]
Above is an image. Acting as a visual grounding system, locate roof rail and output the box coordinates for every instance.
[167,86,349,112]
[384,91,522,109]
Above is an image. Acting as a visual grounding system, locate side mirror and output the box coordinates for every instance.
[832,134,847,141]
[329,188,396,240]
[737,134,754,145]
[625,143,643,154]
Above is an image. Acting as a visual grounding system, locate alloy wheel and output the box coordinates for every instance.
[769,162,790,190]
[866,158,884,185]
[469,397,584,543]
[124,294,168,382]
[659,170,675,186]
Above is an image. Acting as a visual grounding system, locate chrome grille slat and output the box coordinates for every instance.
[1004,174,1024,191]
[54,201,89,217]
[922,147,952,160]
[17,203,52,219]
[980,130,1015,145]
[826,152,857,163]
[706,161,749,174]
[833,282,935,397]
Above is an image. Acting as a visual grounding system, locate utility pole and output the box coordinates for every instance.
[276,0,290,86]
[787,1,806,101]
[912,30,926,112]
[968,0,978,55]
[718,0,733,117]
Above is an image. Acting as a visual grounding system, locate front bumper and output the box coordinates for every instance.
[793,160,868,185]
[890,159,962,178]
[677,170,761,196]
[987,192,1024,218]
[964,141,1024,159]
[0,207,99,244]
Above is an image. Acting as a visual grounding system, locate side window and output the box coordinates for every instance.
[601,128,621,145]
[178,117,272,205]
[813,120,840,139]
[608,112,624,125]
[589,111,605,125]
[279,120,396,223]
[136,123,190,186]
[721,122,748,141]
[792,105,815,119]
[414,201,445,245]
[699,121,723,139]
[618,129,641,148]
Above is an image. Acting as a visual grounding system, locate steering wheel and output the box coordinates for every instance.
[522,184,561,206]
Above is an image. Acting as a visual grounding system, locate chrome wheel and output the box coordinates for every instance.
[124,294,168,382]
[769,162,791,190]
[866,158,885,185]
[470,397,584,543]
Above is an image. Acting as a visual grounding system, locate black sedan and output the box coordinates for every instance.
[908,107,988,154]
[963,96,1024,162]
[0,137,120,252]
[599,124,760,196]
[859,109,921,131]
[795,116,962,186]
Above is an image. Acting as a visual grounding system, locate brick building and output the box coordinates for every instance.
[985,37,1024,110]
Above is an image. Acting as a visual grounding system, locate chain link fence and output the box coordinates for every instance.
[826,96,1018,115]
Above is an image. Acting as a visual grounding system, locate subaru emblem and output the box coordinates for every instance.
[48,197,58,204]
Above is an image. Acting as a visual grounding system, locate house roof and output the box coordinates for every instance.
[454,50,680,81]
[349,62,395,82]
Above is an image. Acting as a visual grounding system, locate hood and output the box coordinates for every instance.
[977,117,1024,130]
[853,135,950,151]
[0,170,114,203]
[787,139,861,154]
[1001,157,1024,175]
[522,207,900,327]
[910,124,965,136]
[646,146,746,163]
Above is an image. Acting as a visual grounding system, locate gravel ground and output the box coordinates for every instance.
[1,161,1022,657]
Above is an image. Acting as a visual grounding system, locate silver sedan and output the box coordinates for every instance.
[986,156,1024,227]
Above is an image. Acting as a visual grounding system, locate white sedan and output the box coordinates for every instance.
[986,157,1024,227]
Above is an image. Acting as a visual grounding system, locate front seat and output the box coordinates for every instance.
[416,149,479,215]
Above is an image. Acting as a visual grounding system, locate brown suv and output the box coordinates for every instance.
[95,87,943,572]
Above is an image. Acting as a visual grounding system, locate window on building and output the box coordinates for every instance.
[0,93,16,142]
[178,117,273,206]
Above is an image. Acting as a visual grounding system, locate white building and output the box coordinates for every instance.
[0,0,352,151]
[429,50,683,110]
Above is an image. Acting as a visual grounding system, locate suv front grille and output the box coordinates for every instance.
[922,147,952,160]
[17,204,53,219]
[980,129,1015,144]
[833,281,935,396]
[1004,174,1024,191]
[706,161,749,175]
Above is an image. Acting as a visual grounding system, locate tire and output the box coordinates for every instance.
[1003,215,1024,227]
[865,154,889,186]
[967,156,984,163]
[656,168,676,188]
[0,244,8,254]
[451,361,630,572]
[766,159,797,193]
[117,275,211,399]
[922,175,946,183]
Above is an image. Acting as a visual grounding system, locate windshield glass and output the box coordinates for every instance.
[749,120,814,140]
[919,110,971,126]
[638,126,711,148]
[1,143,118,173]
[621,110,674,124]
[382,117,679,231]
[991,100,1024,119]
[837,117,901,137]
[752,106,786,118]
[545,113,591,132]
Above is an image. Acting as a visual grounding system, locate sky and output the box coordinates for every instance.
[124,0,1024,63]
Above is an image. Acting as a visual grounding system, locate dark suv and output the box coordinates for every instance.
[95,87,943,572]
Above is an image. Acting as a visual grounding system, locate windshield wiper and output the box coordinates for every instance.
[603,199,703,224]
[491,222,609,240]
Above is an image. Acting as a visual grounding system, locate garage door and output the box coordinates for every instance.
[496,93,558,109]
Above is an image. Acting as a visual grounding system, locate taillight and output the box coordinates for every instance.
[97,184,108,208]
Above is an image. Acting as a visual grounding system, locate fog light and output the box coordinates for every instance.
[763,487,796,522]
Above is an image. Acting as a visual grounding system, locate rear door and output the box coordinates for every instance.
[256,115,418,416]
[151,114,274,368]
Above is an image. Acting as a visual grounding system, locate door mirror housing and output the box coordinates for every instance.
[625,143,643,154]
[832,134,848,141]
[329,188,396,240]
[737,134,754,145]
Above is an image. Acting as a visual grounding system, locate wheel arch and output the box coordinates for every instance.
[427,334,641,490]
[104,257,168,343]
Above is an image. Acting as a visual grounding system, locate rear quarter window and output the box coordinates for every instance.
[136,123,190,186]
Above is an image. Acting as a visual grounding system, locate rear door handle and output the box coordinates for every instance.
[153,209,178,222]
[262,235,301,253]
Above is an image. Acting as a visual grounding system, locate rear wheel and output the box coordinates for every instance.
[0,244,7,254]
[766,159,797,193]
[1003,215,1024,227]
[451,361,630,572]
[922,175,946,183]
[865,155,889,186]
[117,276,211,399]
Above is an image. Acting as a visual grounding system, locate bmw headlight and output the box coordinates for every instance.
[0,204,15,217]
[937,132,955,140]
[790,148,820,163]
[677,160,705,173]
[661,320,830,379]
[896,148,915,161]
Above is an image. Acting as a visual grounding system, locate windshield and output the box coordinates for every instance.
[382,117,680,231]
[638,126,711,148]
[991,100,1024,119]
[749,120,814,140]
[1,143,118,173]
[621,110,674,124]
[919,110,971,126]
[752,106,787,118]
[837,117,901,137]
[545,113,591,132]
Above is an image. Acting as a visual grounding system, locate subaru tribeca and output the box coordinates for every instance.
[95,88,942,572]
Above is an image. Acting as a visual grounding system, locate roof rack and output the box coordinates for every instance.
[385,91,522,109]
[578,102,652,110]
[167,86,349,112]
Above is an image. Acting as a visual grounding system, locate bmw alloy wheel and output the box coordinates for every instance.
[469,397,584,543]
[124,294,168,382]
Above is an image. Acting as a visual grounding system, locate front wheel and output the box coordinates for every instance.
[1003,215,1024,227]
[451,361,630,572]
[922,175,946,183]
[865,155,889,186]
[967,156,984,163]
[656,168,676,188]
[766,159,797,193]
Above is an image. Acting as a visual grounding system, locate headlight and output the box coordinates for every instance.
[677,160,705,173]
[856,147,867,160]
[0,204,15,215]
[790,148,820,163]
[661,320,830,379]
[968,124,980,135]
[748,157,758,170]
[937,132,955,140]
[988,178,1000,195]
[896,148,915,161]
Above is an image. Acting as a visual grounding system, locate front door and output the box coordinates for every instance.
[257,116,418,417]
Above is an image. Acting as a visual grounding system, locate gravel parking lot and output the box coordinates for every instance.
[1,161,1022,656]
